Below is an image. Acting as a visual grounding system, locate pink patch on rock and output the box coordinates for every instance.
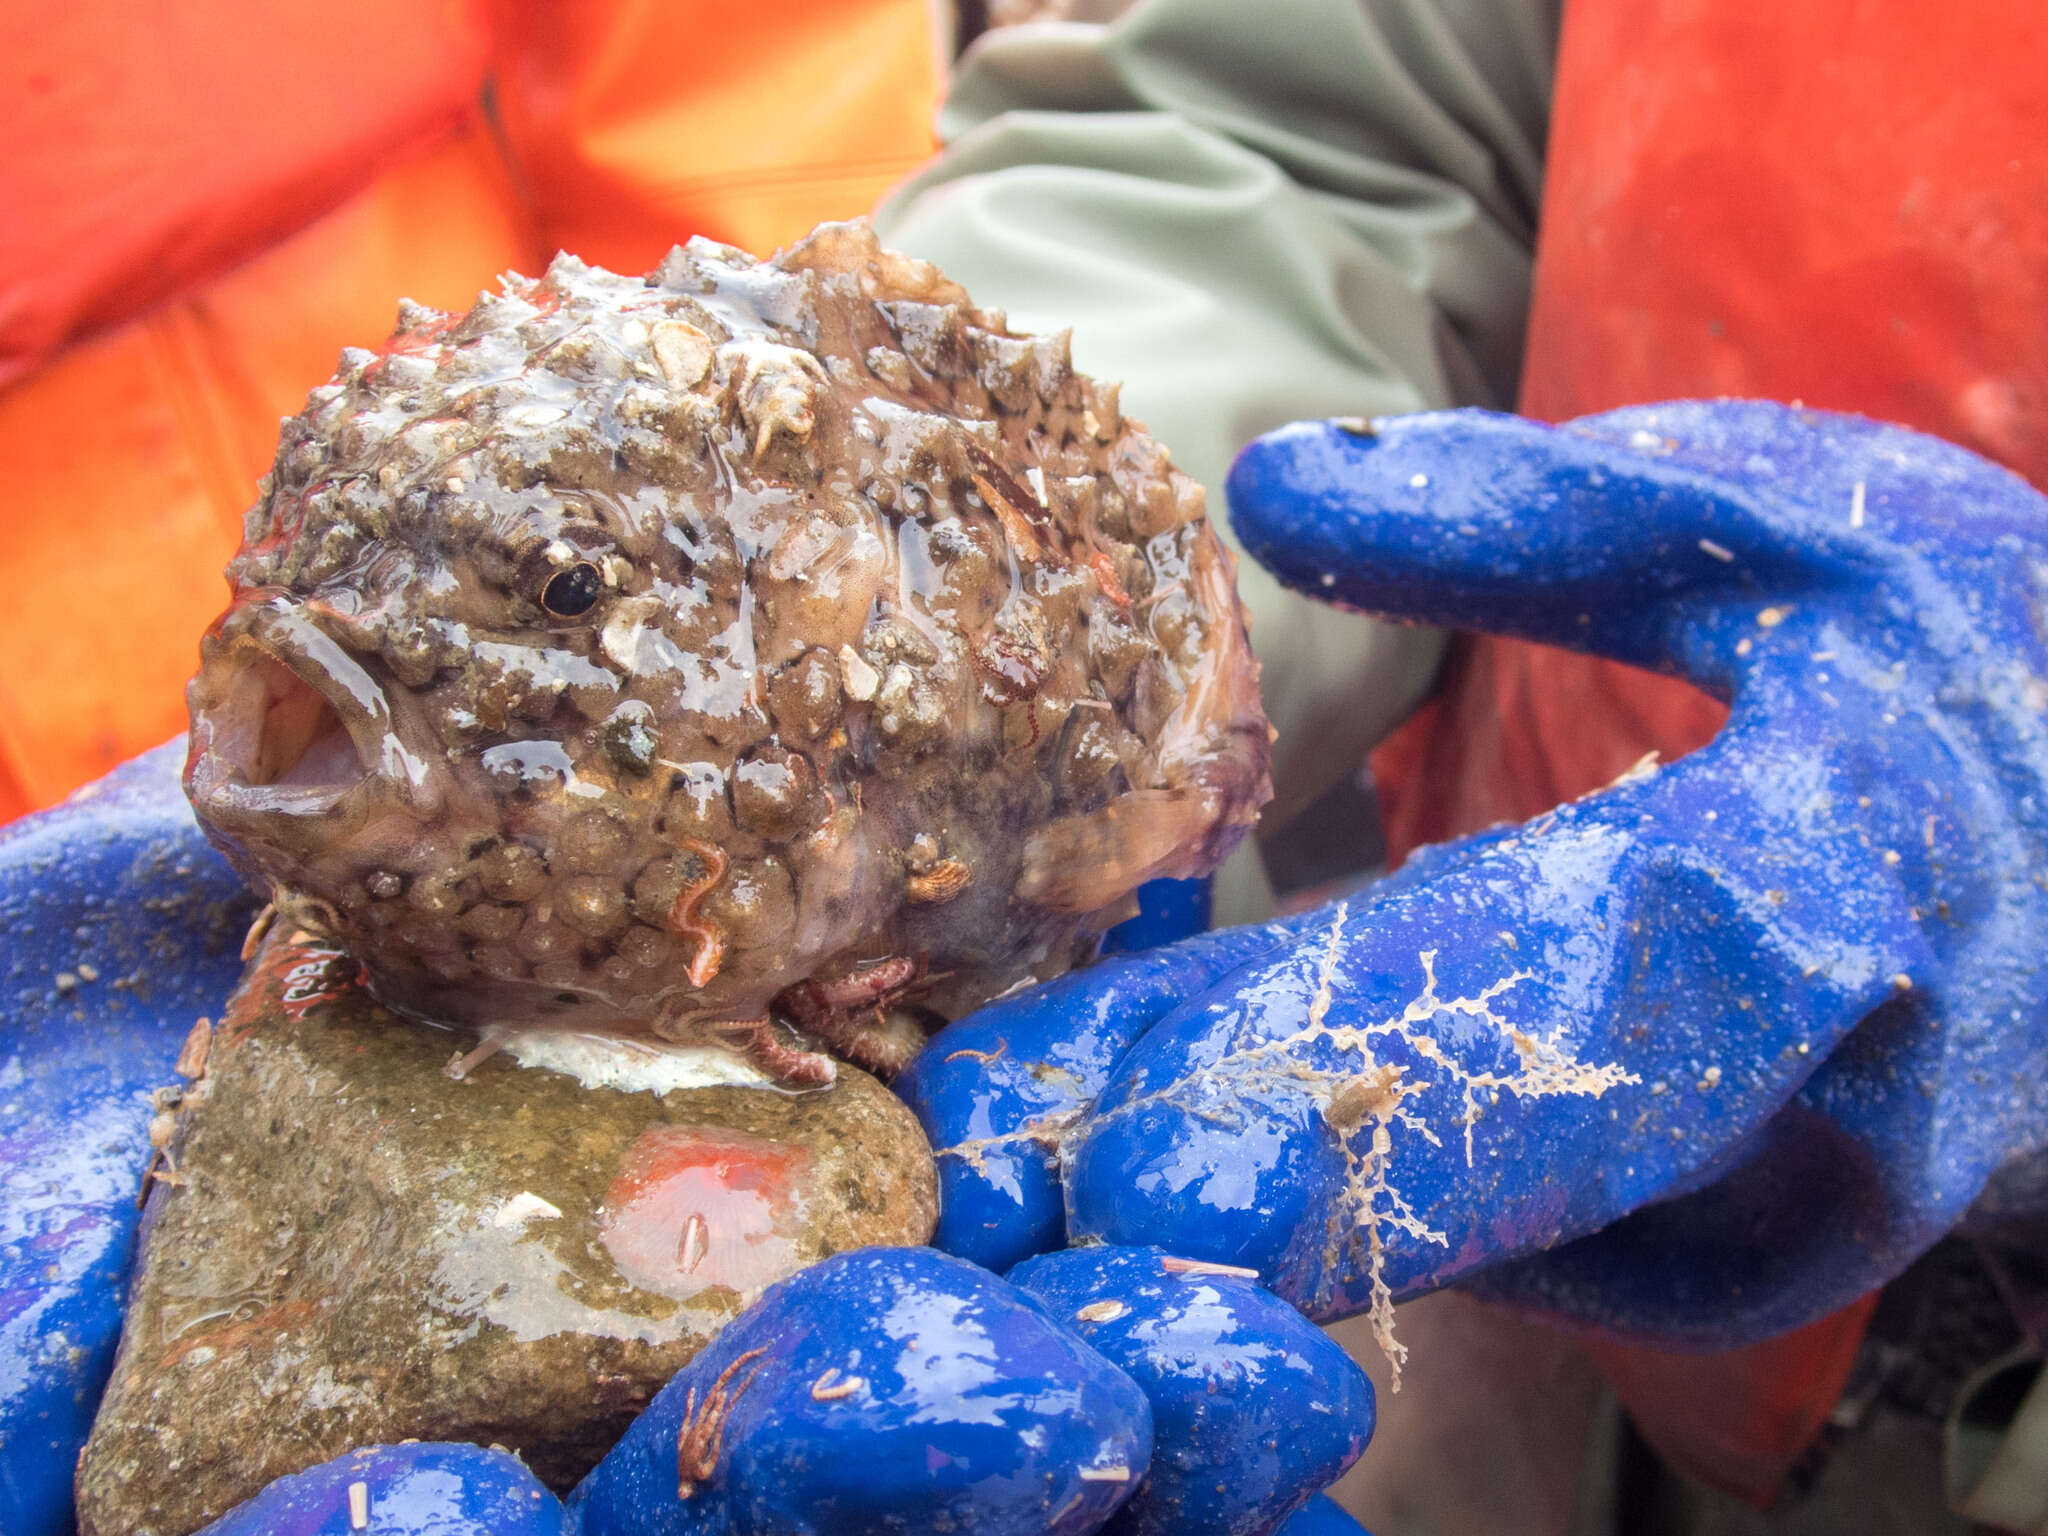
[598,1126,812,1301]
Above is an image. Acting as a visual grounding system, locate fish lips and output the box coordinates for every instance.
[185,594,443,844]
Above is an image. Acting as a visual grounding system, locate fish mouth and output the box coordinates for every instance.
[186,596,433,827]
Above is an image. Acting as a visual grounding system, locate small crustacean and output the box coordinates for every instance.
[138,1087,186,1203]
[181,221,1271,1083]
[138,1015,214,1205]
[775,955,931,1076]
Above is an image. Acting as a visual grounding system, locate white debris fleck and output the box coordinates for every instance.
[1408,473,1429,489]
[1608,750,1661,789]
[650,320,713,390]
[1697,538,1735,562]
[677,1211,709,1272]
[1850,480,1866,528]
[493,1192,564,1230]
[839,645,880,702]
[1074,1300,1129,1323]
[504,1031,772,1093]
[1159,1256,1261,1279]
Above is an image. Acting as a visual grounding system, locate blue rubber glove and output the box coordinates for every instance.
[1007,1245,1374,1536]
[572,1243,1371,1536]
[196,1443,566,1535]
[905,400,2048,1350]
[1276,1494,1375,1536]
[570,1246,1153,1536]
[0,744,256,1536]
[0,755,1327,1535]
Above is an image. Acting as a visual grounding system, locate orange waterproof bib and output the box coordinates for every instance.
[0,0,937,819]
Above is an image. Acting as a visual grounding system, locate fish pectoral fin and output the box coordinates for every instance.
[1014,789,1211,914]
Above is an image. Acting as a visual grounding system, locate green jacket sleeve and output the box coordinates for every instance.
[874,0,1556,918]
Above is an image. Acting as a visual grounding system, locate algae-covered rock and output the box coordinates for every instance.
[75,933,936,1536]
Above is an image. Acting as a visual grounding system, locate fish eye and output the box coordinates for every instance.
[541,561,603,618]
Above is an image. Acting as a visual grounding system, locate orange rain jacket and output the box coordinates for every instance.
[0,0,940,821]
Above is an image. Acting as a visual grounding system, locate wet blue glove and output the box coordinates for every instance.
[1007,1245,1375,1536]
[571,1246,1153,1536]
[1277,1495,1375,1536]
[905,400,2048,1350]
[197,1442,567,1535]
[0,744,256,1536]
[573,1243,1372,1536]
[0,754,1348,1536]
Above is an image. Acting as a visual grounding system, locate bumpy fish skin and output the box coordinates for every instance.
[183,222,1271,1071]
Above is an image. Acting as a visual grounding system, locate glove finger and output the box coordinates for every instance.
[1225,404,1867,676]
[897,920,1297,1273]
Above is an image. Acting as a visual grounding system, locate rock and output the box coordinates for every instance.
[570,1246,1152,1536]
[195,1442,566,1536]
[1008,1245,1374,1536]
[75,933,937,1536]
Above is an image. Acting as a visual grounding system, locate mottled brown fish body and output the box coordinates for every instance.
[184,222,1271,1075]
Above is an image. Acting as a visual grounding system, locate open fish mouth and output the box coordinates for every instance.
[186,597,431,824]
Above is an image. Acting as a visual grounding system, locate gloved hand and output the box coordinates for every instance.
[903,399,2048,1352]
[0,743,256,1536]
[195,1443,568,1536]
[570,1244,1374,1536]
[0,756,1373,1536]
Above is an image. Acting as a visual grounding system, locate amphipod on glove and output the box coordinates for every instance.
[917,401,2048,1353]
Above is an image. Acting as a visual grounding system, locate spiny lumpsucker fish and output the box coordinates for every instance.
[183,220,1272,1084]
